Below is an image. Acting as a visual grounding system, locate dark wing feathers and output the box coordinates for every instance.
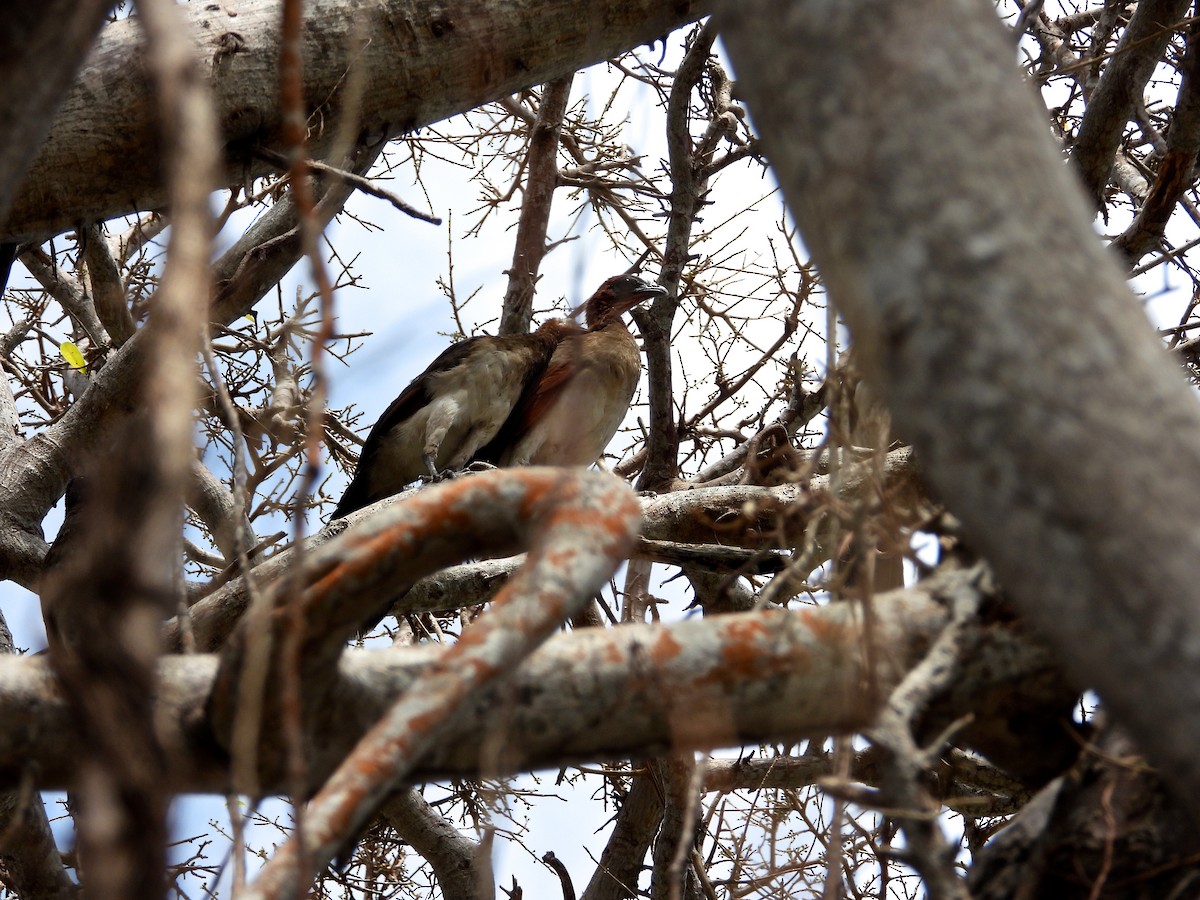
[518,358,576,431]
[473,325,584,465]
[336,330,569,518]
[334,338,482,517]
[358,339,478,459]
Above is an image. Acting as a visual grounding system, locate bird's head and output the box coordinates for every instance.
[578,274,668,328]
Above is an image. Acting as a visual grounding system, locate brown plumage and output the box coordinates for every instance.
[476,273,666,468]
[333,318,581,518]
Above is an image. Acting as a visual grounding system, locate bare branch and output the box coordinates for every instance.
[499,76,574,335]
[83,224,136,345]
[1111,12,1200,263]
[1,565,981,794]
[0,608,73,900]
[254,147,442,224]
[635,22,718,493]
[380,789,488,900]
[165,447,922,654]
[228,468,641,896]
[35,0,223,895]
[580,772,662,900]
[19,245,112,353]
[1069,0,1191,208]
[1,0,706,243]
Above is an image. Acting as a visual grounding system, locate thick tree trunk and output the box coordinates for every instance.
[715,0,1200,812]
[0,0,112,224]
[969,725,1200,898]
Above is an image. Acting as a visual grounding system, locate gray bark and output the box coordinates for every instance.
[164,448,921,654]
[0,604,75,899]
[380,789,490,900]
[1069,0,1191,208]
[0,0,112,224]
[2,0,706,243]
[0,568,973,793]
[714,0,1200,811]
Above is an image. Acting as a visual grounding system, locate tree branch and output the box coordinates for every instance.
[36,0,223,895]
[1,565,976,794]
[1110,11,1200,264]
[1069,0,1191,208]
[0,0,112,224]
[500,76,574,336]
[635,22,717,493]
[380,788,488,900]
[229,468,642,897]
[1,0,706,243]
[580,771,662,900]
[165,447,922,654]
[0,610,74,899]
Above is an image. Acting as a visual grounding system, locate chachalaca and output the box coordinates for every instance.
[475,273,665,468]
[333,317,581,518]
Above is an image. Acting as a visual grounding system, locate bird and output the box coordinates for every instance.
[333,317,582,518]
[334,274,664,519]
[474,273,666,468]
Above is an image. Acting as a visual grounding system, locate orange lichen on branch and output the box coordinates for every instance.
[228,466,641,900]
[647,626,686,665]
[797,605,854,645]
[715,615,782,678]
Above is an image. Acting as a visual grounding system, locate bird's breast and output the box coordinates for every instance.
[505,329,641,467]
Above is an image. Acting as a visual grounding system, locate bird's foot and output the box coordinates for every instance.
[422,464,492,485]
[637,489,658,500]
[420,452,444,484]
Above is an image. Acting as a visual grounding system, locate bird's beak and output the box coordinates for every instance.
[610,281,668,317]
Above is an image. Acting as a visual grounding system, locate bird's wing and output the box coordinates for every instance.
[514,356,577,433]
[334,339,480,517]
[474,340,580,465]
[358,338,479,460]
